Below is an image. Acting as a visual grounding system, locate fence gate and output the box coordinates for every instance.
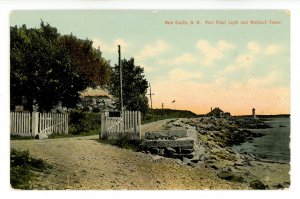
[100,111,141,140]
[10,112,68,137]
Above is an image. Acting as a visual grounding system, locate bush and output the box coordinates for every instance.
[10,148,50,189]
[92,107,100,113]
[69,110,101,135]
[99,134,141,151]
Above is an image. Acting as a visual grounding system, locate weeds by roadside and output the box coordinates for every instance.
[10,148,52,189]
[99,134,141,151]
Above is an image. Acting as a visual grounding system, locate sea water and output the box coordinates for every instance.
[232,118,290,163]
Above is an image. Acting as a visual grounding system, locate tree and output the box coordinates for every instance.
[108,58,149,114]
[58,35,111,88]
[10,21,111,112]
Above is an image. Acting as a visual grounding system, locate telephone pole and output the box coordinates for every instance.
[146,83,155,121]
[118,45,123,115]
[147,83,155,110]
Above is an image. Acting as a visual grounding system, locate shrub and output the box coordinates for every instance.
[69,110,101,135]
[10,148,50,189]
[99,134,141,151]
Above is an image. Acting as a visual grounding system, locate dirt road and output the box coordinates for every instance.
[10,130,249,190]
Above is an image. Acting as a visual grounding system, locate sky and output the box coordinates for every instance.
[10,10,290,115]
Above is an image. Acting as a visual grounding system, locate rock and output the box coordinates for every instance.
[36,133,48,140]
[234,162,244,167]
[274,183,285,189]
[164,147,176,157]
[180,148,194,154]
[182,157,191,165]
[150,148,159,154]
[217,171,234,180]
[231,175,244,183]
[158,148,165,155]
[221,167,232,172]
[250,180,269,190]
[211,147,220,154]
[166,147,176,153]
[210,164,219,170]
[141,139,194,148]
[144,130,188,140]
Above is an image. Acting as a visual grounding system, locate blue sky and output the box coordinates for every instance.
[10,10,290,114]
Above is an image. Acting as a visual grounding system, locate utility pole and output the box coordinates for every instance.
[146,83,155,121]
[118,45,123,115]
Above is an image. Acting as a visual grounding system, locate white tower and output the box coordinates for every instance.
[252,108,256,119]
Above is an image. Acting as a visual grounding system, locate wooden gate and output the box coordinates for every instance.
[10,112,68,137]
[100,111,141,140]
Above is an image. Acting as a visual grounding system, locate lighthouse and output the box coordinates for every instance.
[252,108,256,119]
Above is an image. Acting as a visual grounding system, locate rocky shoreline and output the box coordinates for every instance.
[141,117,290,190]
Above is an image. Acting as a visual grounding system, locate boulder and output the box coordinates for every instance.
[217,171,234,180]
[250,180,269,190]
[180,148,194,154]
[35,133,48,140]
[149,148,159,154]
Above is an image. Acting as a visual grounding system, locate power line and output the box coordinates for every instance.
[146,83,155,121]
[146,83,155,110]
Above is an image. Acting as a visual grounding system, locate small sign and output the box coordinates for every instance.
[15,105,24,112]
[109,111,121,117]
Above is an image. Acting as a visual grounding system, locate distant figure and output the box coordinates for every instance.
[252,108,256,119]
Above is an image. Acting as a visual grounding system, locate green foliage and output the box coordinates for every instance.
[58,35,111,88]
[10,135,34,140]
[10,148,50,189]
[142,108,198,124]
[99,134,141,151]
[108,58,149,114]
[68,110,101,135]
[10,21,111,112]
[92,107,100,113]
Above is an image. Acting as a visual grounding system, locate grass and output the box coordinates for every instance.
[99,134,141,151]
[11,135,35,140]
[10,148,51,189]
[142,108,198,124]
[48,129,99,139]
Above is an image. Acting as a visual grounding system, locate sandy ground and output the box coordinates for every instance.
[10,119,289,190]
[10,135,251,190]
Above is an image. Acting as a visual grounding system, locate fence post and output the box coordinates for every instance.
[100,111,106,140]
[65,114,69,134]
[31,112,39,136]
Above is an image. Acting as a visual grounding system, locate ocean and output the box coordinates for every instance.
[232,117,290,163]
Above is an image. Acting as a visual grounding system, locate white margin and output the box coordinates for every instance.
[0,1,299,199]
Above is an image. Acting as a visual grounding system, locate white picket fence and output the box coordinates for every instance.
[10,112,32,136]
[10,112,68,137]
[100,111,141,140]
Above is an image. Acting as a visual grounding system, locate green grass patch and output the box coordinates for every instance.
[10,148,51,189]
[142,108,199,124]
[99,134,141,151]
[10,135,34,140]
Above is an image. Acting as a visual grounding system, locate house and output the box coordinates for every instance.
[206,107,231,118]
[77,95,116,112]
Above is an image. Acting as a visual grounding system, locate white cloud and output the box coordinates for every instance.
[235,54,254,67]
[136,40,168,62]
[169,68,202,81]
[264,44,282,55]
[248,72,281,88]
[196,39,235,66]
[247,41,262,54]
[92,38,129,54]
[159,53,197,66]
